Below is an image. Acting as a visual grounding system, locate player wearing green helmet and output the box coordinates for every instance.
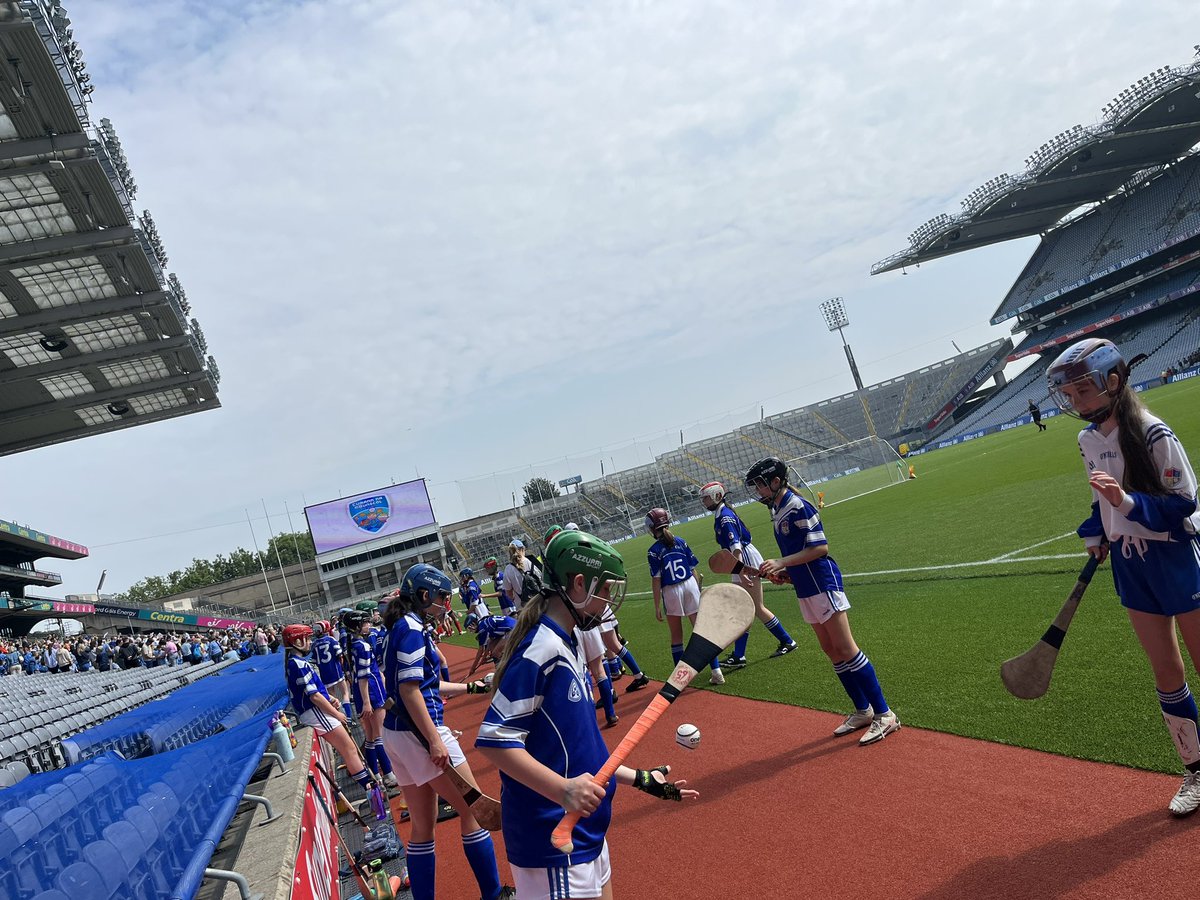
[476,533,697,895]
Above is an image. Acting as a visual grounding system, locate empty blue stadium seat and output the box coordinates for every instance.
[56,859,117,900]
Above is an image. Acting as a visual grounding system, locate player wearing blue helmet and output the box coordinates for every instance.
[460,567,490,621]
[380,563,509,900]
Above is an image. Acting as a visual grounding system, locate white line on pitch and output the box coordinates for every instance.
[842,552,1084,579]
[989,531,1077,562]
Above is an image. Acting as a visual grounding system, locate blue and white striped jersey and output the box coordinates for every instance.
[647,536,699,586]
[383,612,444,731]
[713,503,753,551]
[286,654,331,715]
[476,616,613,868]
[311,634,344,685]
[350,636,385,706]
[770,489,845,598]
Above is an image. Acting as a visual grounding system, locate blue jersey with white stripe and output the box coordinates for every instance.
[350,635,386,706]
[476,616,613,868]
[371,624,387,660]
[383,612,444,731]
[286,654,331,715]
[713,503,753,551]
[461,579,482,608]
[647,536,699,586]
[770,489,844,597]
[311,634,344,685]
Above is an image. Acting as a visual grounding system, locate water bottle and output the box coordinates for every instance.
[280,712,298,748]
[369,859,395,900]
[368,782,388,821]
[271,718,295,763]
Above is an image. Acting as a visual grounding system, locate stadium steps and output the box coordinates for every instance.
[858,395,878,438]
[578,492,613,519]
[808,408,851,445]
[448,537,471,566]
[737,430,787,459]
[681,449,737,483]
[657,456,704,488]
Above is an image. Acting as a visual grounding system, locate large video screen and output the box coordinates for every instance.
[305,479,437,554]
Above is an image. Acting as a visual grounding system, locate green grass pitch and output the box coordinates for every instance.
[450,378,1200,773]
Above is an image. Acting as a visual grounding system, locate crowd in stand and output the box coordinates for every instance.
[0,625,282,676]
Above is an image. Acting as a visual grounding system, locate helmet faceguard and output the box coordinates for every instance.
[543,531,628,628]
[699,481,725,510]
[400,563,454,616]
[644,508,670,535]
[745,457,788,505]
[1047,339,1129,425]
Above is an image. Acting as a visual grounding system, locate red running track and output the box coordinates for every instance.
[423,643,1198,899]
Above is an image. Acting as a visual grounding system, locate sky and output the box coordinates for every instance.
[2,0,1196,597]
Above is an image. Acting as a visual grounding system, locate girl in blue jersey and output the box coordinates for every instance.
[477,531,696,900]
[380,564,511,900]
[282,624,377,795]
[482,557,510,613]
[700,481,798,666]
[1047,338,1200,816]
[344,609,397,788]
[747,458,900,745]
[645,508,724,685]
[311,620,353,721]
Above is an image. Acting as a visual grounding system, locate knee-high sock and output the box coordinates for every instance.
[462,828,502,900]
[350,767,373,791]
[373,738,392,775]
[671,643,684,666]
[1159,683,1200,771]
[342,701,353,719]
[598,675,616,719]
[833,658,870,711]
[362,742,380,775]
[440,664,450,682]
[710,654,721,671]
[407,840,436,900]
[762,615,794,645]
[733,629,750,659]
[617,645,643,676]
[848,651,889,715]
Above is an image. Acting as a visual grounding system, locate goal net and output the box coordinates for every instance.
[786,436,907,507]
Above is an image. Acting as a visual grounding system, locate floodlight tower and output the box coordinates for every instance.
[820,297,864,391]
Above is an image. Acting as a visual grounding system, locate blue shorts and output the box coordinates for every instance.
[1110,536,1200,616]
[351,677,386,713]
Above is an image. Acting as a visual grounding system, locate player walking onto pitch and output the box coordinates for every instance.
[1048,338,1200,816]
[1028,399,1047,431]
[747,457,900,744]
[476,531,697,900]
[700,481,798,667]
[646,508,724,685]
[460,567,491,621]
[345,610,399,788]
[380,564,512,900]
[282,624,380,795]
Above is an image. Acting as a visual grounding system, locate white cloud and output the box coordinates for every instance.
[2,0,1193,594]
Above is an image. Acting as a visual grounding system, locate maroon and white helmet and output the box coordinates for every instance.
[644,507,670,534]
[699,482,725,508]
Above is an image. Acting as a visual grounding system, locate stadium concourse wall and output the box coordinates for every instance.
[904,367,1200,457]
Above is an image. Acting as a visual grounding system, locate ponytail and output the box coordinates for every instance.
[658,527,677,549]
[1113,388,1169,496]
[492,590,554,689]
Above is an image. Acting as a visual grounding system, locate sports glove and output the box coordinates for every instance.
[466,680,488,694]
[632,765,683,801]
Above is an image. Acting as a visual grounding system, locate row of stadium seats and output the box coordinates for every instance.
[0,661,233,778]
[0,707,281,900]
[999,154,1200,319]
[940,298,1200,439]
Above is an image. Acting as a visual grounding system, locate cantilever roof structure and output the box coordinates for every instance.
[872,53,1200,275]
[0,1,219,457]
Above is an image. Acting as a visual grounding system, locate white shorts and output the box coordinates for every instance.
[797,590,851,625]
[297,706,342,737]
[662,577,701,618]
[579,625,605,662]
[380,724,467,787]
[733,544,764,588]
[511,841,611,900]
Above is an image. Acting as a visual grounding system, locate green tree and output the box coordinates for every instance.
[522,477,560,505]
[115,530,317,604]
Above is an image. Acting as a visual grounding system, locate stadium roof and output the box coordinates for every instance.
[0,1,219,457]
[872,53,1200,275]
